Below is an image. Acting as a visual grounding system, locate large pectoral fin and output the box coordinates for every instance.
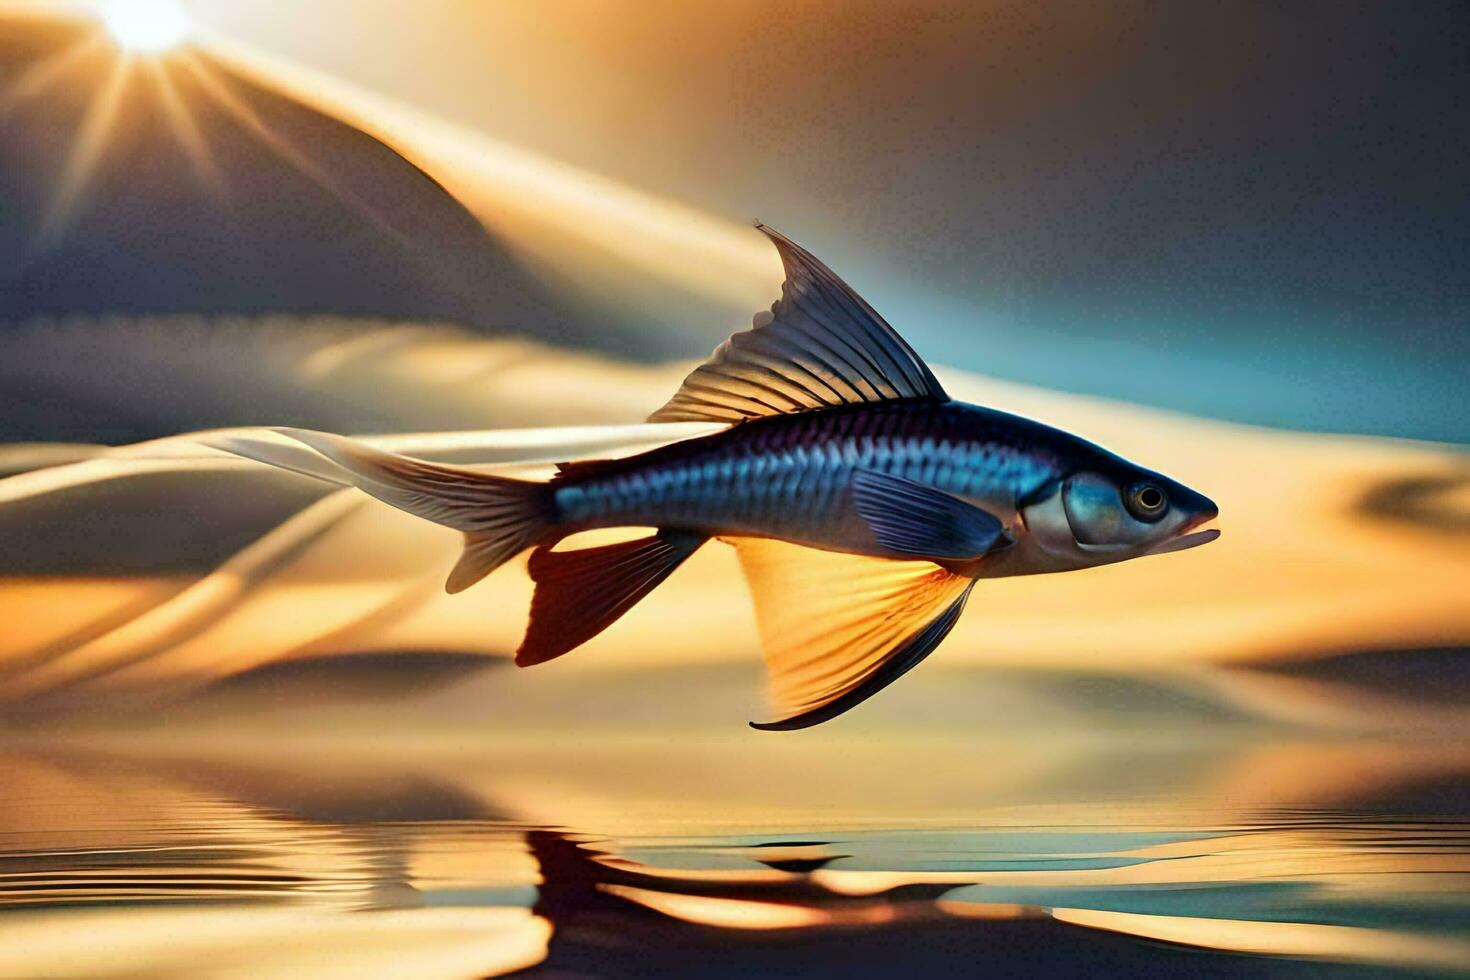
[852,469,1004,560]
[729,538,975,730]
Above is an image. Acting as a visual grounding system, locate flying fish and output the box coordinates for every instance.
[225,227,1219,729]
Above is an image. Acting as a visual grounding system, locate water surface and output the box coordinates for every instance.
[1,728,1465,978]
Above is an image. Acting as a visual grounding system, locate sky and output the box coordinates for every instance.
[0,0,1465,444]
[174,0,1470,443]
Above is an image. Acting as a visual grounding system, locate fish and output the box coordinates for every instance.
[219,226,1219,730]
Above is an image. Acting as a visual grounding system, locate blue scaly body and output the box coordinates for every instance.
[553,402,1064,558]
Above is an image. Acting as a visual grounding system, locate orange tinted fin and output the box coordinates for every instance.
[649,226,947,423]
[518,530,706,667]
[728,538,974,730]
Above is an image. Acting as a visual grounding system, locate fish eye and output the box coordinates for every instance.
[1126,482,1169,521]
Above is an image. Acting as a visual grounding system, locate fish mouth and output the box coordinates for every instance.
[1148,526,1220,555]
[1147,508,1220,555]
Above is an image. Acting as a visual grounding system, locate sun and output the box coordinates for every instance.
[101,0,193,54]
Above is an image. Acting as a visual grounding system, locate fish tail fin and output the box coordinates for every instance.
[517,530,706,666]
[268,428,557,593]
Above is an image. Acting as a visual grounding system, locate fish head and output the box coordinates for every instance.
[1017,463,1219,571]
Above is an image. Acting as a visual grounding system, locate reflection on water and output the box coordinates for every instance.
[0,738,1466,979]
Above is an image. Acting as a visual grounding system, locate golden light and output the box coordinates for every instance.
[101,0,191,54]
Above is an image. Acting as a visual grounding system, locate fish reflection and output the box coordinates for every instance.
[525,831,1470,978]
[0,747,1466,978]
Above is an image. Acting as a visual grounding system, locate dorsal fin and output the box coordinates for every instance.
[727,538,973,730]
[650,226,948,423]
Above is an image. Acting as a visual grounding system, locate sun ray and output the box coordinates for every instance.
[0,31,107,116]
[36,51,134,246]
[176,51,417,250]
[143,56,225,199]
[195,34,780,311]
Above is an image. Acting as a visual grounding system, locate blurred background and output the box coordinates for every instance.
[4,1,1468,441]
[0,2,1467,977]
